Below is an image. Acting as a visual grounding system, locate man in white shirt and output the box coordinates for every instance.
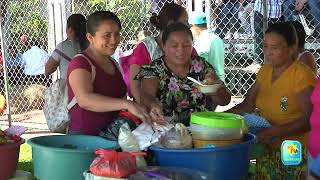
[22,41,51,87]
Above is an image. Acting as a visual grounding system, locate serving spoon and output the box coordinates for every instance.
[187,76,206,86]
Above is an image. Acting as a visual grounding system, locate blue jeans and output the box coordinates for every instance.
[215,2,241,38]
[308,0,320,30]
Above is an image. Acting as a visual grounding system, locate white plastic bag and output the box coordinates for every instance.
[132,123,174,151]
[118,123,147,168]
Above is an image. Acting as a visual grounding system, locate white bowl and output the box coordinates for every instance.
[197,84,221,94]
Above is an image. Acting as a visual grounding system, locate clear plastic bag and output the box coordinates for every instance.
[118,123,147,168]
[160,123,192,149]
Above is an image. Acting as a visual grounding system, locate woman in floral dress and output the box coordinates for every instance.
[136,22,231,125]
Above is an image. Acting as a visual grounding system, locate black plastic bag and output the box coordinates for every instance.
[99,116,137,141]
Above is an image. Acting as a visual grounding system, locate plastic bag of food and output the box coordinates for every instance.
[118,123,147,168]
[160,123,192,149]
[89,149,146,178]
[132,123,174,151]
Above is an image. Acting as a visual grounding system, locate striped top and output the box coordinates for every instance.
[254,0,282,18]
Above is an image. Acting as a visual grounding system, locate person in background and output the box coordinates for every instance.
[296,0,320,31]
[128,3,193,103]
[6,46,24,85]
[238,0,255,37]
[189,11,225,82]
[22,40,51,87]
[291,20,317,73]
[67,11,150,135]
[45,14,87,79]
[6,46,23,68]
[247,0,283,71]
[227,22,316,178]
[138,22,231,126]
[215,0,241,39]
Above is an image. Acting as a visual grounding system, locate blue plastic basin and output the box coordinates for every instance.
[149,133,256,180]
[28,135,118,180]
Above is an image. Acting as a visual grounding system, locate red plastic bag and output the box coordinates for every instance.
[89,149,146,178]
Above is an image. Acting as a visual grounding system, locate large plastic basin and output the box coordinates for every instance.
[0,139,25,180]
[149,133,256,180]
[28,135,118,180]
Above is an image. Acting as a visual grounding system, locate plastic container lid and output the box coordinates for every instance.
[191,112,244,128]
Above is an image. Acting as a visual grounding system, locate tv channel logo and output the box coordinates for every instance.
[281,140,302,166]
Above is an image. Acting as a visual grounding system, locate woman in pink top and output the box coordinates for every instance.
[67,11,150,135]
[128,3,191,103]
[308,78,320,179]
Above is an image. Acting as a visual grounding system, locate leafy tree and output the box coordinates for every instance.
[7,0,48,52]
[82,0,152,48]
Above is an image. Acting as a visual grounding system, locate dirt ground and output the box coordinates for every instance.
[0,84,48,132]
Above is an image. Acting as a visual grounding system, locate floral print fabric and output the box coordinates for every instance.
[137,55,217,125]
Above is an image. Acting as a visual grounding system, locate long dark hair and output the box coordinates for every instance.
[149,3,186,31]
[291,21,306,49]
[67,14,87,51]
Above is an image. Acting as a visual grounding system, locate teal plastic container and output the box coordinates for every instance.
[28,135,118,180]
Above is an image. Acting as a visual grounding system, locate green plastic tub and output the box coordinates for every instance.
[191,112,244,128]
[28,135,118,180]
[190,112,245,146]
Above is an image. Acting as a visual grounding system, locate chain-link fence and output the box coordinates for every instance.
[0,0,319,132]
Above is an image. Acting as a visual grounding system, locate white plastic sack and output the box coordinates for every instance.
[132,123,174,151]
[118,123,147,168]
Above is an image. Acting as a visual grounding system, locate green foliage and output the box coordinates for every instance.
[5,0,151,52]
[8,0,48,51]
[86,0,151,42]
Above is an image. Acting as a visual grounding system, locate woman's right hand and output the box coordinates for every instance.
[127,101,151,124]
[149,101,166,125]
